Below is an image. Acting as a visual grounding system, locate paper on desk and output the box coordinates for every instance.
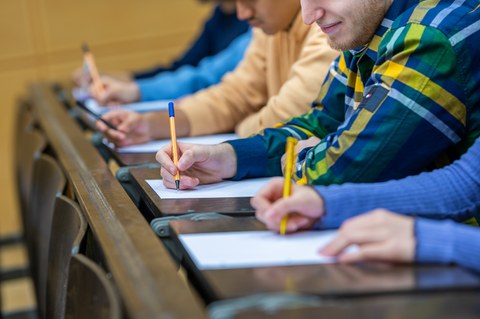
[146,177,270,199]
[72,88,169,114]
[179,230,357,270]
[116,134,239,153]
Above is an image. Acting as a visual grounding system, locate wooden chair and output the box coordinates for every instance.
[65,254,121,319]
[46,196,87,319]
[16,129,46,223]
[26,154,66,319]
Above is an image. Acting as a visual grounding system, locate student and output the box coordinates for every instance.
[92,30,252,104]
[133,1,249,79]
[96,0,339,145]
[252,138,480,271]
[74,1,249,84]
[157,0,480,190]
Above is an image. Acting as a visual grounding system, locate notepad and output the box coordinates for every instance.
[179,230,357,270]
[116,133,239,153]
[72,88,169,114]
[146,177,270,199]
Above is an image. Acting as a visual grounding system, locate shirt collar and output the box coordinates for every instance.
[288,9,309,41]
[352,0,420,61]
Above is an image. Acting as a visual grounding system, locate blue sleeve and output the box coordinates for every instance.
[314,138,480,229]
[136,30,252,102]
[415,218,480,272]
[133,5,249,80]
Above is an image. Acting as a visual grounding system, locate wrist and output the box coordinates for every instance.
[128,82,140,102]
[142,112,159,140]
[217,143,237,179]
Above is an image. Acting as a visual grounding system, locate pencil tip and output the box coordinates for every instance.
[175,180,180,191]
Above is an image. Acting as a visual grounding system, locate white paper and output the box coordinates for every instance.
[84,98,169,114]
[72,88,169,114]
[146,177,270,199]
[116,134,239,153]
[179,230,357,270]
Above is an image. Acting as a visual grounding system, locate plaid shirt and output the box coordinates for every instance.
[228,0,480,185]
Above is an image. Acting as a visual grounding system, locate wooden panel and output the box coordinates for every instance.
[0,70,37,237]
[0,0,212,237]
[0,0,34,59]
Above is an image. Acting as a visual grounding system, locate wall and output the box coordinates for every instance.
[0,0,212,236]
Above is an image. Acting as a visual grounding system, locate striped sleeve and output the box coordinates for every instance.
[299,24,467,185]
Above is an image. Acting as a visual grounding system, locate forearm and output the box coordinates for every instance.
[415,218,480,272]
[136,32,250,102]
[314,139,480,228]
[144,109,191,140]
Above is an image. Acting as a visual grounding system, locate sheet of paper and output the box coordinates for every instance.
[146,177,270,199]
[84,98,169,114]
[72,88,169,114]
[115,134,239,153]
[179,230,357,270]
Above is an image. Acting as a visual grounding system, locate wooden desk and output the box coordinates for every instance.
[111,151,157,166]
[232,292,480,319]
[30,83,206,319]
[52,82,157,167]
[169,219,480,304]
[130,168,255,217]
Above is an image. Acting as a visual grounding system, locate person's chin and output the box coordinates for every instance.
[327,37,352,51]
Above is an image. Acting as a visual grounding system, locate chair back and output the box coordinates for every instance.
[17,129,46,220]
[65,254,121,319]
[46,196,87,319]
[27,154,66,318]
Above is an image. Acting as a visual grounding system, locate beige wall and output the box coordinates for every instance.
[0,0,212,236]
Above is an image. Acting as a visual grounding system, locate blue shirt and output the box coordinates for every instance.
[133,5,249,79]
[314,138,480,271]
[136,29,251,101]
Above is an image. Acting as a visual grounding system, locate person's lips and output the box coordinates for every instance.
[248,20,261,27]
[318,21,341,35]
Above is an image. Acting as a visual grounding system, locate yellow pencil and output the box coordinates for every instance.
[280,137,298,235]
[168,102,180,190]
[81,43,105,96]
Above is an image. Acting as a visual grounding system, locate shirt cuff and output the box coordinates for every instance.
[415,218,454,264]
[312,185,357,229]
[226,136,268,180]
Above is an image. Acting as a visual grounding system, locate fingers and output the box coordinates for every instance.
[320,222,382,257]
[251,178,285,211]
[254,181,323,233]
[320,210,416,263]
[159,148,202,190]
[156,145,178,175]
[160,167,200,190]
[337,243,389,263]
[176,143,209,171]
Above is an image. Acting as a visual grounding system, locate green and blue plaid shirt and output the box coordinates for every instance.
[228,0,480,185]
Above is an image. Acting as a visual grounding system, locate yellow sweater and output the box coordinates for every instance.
[179,12,339,137]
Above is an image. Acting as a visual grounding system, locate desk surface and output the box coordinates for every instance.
[33,83,206,319]
[130,168,255,217]
[232,291,480,319]
[111,151,157,166]
[170,219,480,304]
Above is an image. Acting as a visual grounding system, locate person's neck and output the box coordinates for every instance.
[219,2,236,14]
[284,8,301,33]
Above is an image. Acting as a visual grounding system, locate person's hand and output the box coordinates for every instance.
[281,136,321,173]
[252,177,324,233]
[72,66,90,87]
[156,143,237,189]
[95,110,151,147]
[90,76,140,106]
[321,209,415,263]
